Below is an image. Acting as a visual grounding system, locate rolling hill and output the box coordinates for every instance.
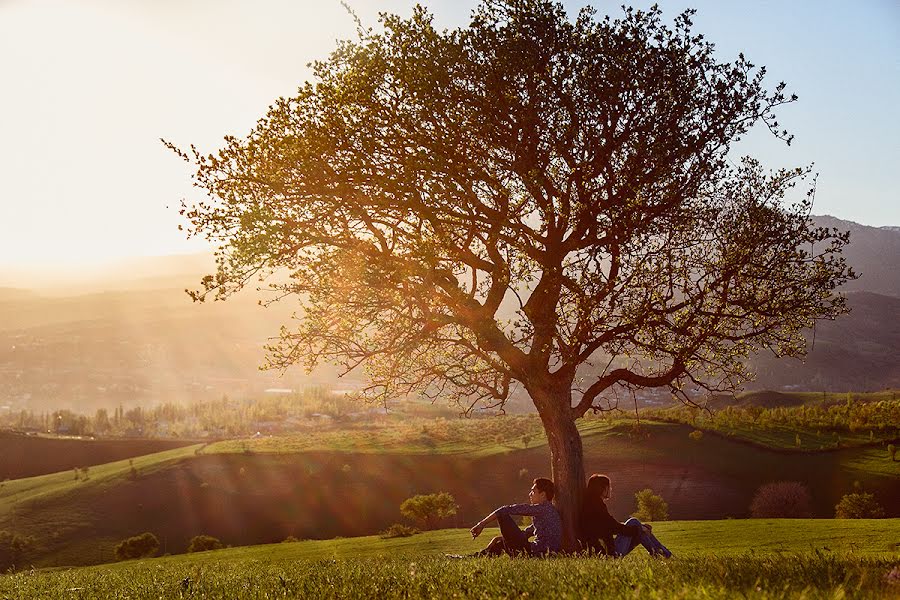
[1,421,896,568]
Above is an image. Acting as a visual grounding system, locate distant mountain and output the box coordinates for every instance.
[748,291,900,392]
[0,284,348,413]
[0,216,897,412]
[812,215,900,298]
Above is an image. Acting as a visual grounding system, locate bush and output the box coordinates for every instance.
[187,535,224,553]
[114,532,159,561]
[379,524,419,539]
[835,492,885,519]
[400,492,458,530]
[750,481,812,518]
[633,488,669,521]
[0,530,34,572]
[688,430,703,441]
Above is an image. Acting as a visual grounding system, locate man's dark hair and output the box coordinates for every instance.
[585,474,611,504]
[533,477,555,501]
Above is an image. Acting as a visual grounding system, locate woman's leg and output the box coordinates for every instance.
[618,517,672,558]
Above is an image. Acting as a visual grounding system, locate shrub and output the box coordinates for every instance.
[282,536,300,543]
[0,531,34,572]
[750,481,812,518]
[688,430,703,441]
[400,492,458,530]
[379,524,419,539]
[633,488,669,521]
[114,532,159,561]
[187,535,224,553]
[835,492,885,519]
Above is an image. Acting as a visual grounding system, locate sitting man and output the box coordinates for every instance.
[468,477,561,557]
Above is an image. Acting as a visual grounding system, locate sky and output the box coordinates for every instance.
[0,0,898,273]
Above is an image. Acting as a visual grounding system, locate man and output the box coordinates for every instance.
[467,477,561,557]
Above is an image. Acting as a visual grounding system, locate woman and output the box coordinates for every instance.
[579,473,672,558]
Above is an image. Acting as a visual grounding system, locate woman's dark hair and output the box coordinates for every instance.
[585,473,611,504]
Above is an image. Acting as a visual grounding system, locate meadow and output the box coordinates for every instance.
[1,521,898,599]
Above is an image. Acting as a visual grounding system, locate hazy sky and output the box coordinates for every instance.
[1,0,898,271]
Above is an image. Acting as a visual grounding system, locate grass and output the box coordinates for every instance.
[1,521,898,599]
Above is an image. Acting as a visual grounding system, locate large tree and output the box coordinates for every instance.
[173,1,853,547]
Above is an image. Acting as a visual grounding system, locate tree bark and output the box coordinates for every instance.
[531,387,585,552]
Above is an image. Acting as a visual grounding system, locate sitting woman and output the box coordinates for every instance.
[579,473,672,558]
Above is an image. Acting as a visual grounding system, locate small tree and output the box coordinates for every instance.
[379,524,419,539]
[688,430,703,442]
[400,492,458,530]
[187,535,224,553]
[0,531,34,572]
[835,493,885,519]
[114,532,159,561]
[633,489,669,521]
[750,481,812,518]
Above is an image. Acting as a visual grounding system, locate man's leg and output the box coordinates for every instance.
[496,512,530,555]
[474,536,507,557]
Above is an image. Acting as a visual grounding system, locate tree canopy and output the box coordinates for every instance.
[172,0,853,547]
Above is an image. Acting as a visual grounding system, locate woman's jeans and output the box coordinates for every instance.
[613,517,672,558]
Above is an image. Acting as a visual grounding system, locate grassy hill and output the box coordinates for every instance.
[0,430,196,480]
[1,421,897,569]
[1,521,898,599]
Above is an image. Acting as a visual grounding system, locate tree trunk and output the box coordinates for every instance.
[531,388,585,552]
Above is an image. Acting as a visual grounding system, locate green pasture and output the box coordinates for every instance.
[1,521,898,599]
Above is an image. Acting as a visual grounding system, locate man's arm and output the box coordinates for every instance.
[470,504,534,538]
[470,506,505,539]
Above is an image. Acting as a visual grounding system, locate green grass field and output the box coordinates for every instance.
[1,521,898,599]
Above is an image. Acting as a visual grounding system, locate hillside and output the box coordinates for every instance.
[1,422,896,568]
[748,291,900,391]
[0,284,349,412]
[813,215,900,297]
[0,216,898,412]
[0,430,196,480]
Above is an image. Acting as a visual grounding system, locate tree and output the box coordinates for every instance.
[174,0,853,548]
[0,530,34,572]
[633,488,669,521]
[400,492,458,530]
[835,492,885,519]
[187,535,224,553]
[114,532,159,561]
[749,481,812,518]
